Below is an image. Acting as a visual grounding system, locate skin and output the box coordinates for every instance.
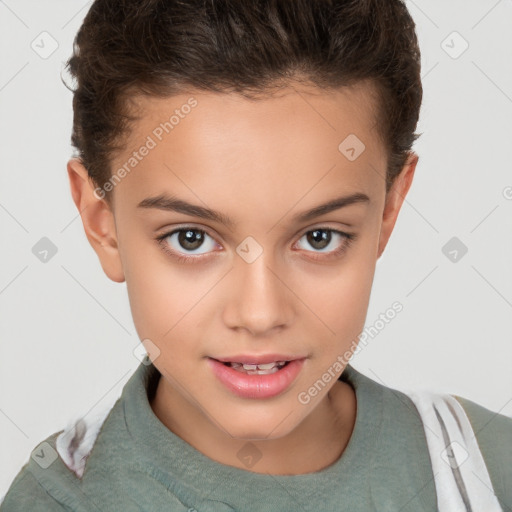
[67,81,418,475]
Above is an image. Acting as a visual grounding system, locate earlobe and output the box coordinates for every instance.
[67,158,125,283]
[377,153,419,259]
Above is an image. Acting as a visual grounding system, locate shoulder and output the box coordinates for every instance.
[1,398,118,512]
[453,394,512,506]
[1,368,137,512]
[1,427,112,512]
[0,435,69,511]
[454,394,512,436]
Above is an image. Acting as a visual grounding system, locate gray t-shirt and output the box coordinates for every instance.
[1,362,510,511]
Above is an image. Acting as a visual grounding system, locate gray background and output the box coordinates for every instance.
[1,0,512,497]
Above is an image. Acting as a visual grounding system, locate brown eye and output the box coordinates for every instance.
[297,228,346,253]
[156,225,356,265]
[294,227,357,261]
[158,228,218,258]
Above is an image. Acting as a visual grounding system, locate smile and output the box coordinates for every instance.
[207,356,306,399]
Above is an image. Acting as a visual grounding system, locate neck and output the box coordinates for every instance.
[150,376,357,475]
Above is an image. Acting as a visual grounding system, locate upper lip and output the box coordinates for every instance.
[212,354,306,365]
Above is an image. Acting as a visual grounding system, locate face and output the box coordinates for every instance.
[68,82,416,443]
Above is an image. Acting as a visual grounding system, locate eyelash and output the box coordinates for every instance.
[155,226,357,264]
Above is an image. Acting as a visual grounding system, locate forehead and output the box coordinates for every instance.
[111,82,387,216]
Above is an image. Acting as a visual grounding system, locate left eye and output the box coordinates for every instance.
[295,228,349,253]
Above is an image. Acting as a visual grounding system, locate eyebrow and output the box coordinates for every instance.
[137,192,370,228]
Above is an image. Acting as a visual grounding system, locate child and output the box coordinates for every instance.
[1,0,510,510]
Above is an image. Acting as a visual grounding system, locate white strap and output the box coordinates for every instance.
[403,389,503,512]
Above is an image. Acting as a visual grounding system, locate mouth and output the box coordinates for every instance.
[207,356,305,399]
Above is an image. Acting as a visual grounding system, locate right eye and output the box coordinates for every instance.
[156,227,219,262]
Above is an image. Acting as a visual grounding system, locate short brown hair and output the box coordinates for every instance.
[63,0,423,206]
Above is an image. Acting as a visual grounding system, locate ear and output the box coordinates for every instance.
[67,158,125,283]
[377,152,419,259]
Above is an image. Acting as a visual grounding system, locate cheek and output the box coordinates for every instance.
[298,255,376,345]
[124,252,223,361]
[123,249,197,340]
[126,273,203,375]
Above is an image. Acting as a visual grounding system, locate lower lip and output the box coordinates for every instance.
[207,358,305,399]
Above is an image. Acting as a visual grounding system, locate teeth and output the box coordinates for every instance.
[256,367,279,375]
[226,360,288,374]
[255,362,277,370]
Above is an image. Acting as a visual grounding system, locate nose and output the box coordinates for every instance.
[222,251,294,336]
